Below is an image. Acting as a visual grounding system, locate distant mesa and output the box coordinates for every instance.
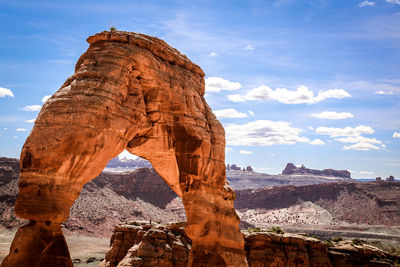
[227,164,253,172]
[282,163,351,179]
[105,156,152,170]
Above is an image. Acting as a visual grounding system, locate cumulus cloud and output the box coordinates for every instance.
[374,90,394,95]
[359,0,375,7]
[205,77,241,93]
[229,85,350,104]
[245,44,255,50]
[316,125,374,137]
[309,139,325,145]
[21,105,41,112]
[343,142,380,151]
[214,108,248,119]
[393,132,400,138]
[239,150,253,154]
[248,110,255,116]
[311,111,354,120]
[316,125,382,151]
[225,120,311,146]
[25,118,36,123]
[42,95,51,103]
[209,52,217,57]
[387,0,400,4]
[335,136,382,144]
[0,87,14,98]
[16,128,27,132]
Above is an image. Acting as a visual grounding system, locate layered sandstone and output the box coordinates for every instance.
[236,182,400,226]
[100,222,191,267]
[2,31,246,266]
[102,222,400,267]
[282,163,351,178]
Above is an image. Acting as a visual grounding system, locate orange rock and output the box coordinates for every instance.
[2,31,247,266]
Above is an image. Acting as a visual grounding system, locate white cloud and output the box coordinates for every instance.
[374,90,394,95]
[359,1,375,7]
[3,128,7,130]
[311,111,354,120]
[316,125,374,137]
[335,136,382,144]
[42,95,51,103]
[209,52,217,57]
[229,85,351,104]
[117,149,138,160]
[393,132,400,138]
[245,44,255,50]
[205,77,241,93]
[25,118,36,123]
[248,110,255,116]
[21,105,42,112]
[309,139,325,145]
[387,0,400,4]
[316,125,381,151]
[16,128,27,132]
[239,150,253,154]
[343,142,380,151]
[13,136,18,139]
[225,147,233,152]
[0,87,14,98]
[214,108,248,119]
[225,120,311,146]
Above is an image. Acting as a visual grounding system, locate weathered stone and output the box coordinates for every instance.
[2,31,247,266]
[100,222,191,267]
[1,221,73,267]
[101,222,400,267]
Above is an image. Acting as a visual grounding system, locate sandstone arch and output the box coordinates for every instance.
[1,31,247,267]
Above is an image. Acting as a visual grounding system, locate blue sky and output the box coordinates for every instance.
[0,0,399,179]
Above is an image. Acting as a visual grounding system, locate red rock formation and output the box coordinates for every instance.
[2,31,247,266]
[102,222,400,267]
[100,222,191,267]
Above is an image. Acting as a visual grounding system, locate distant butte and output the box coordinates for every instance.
[282,163,351,178]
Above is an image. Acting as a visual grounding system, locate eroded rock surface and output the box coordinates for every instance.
[102,222,400,267]
[236,182,400,226]
[100,222,191,267]
[2,31,246,266]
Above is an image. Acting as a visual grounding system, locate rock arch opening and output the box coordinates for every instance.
[1,31,247,267]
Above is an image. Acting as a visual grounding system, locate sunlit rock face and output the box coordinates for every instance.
[1,31,247,267]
